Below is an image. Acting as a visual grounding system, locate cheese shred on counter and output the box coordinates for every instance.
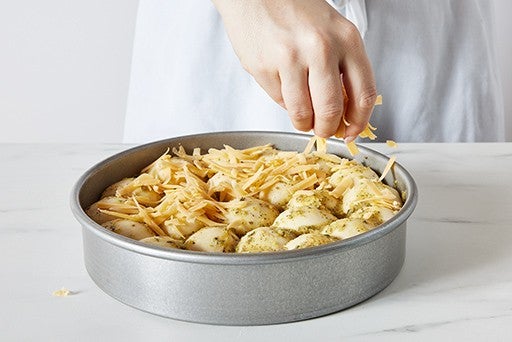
[86,140,403,253]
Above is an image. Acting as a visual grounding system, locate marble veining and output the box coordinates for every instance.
[1,143,511,341]
[357,311,512,336]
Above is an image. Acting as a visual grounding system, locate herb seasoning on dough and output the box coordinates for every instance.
[86,139,402,253]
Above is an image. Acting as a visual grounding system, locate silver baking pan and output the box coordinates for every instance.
[71,131,417,325]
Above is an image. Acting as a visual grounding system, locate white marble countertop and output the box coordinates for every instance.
[1,143,511,341]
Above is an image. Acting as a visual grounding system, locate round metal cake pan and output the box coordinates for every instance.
[71,131,418,325]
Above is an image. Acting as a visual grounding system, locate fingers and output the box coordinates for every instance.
[340,43,377,141]
[251,70,286,109]
[260,61,348,138]
[245,23,375,141]
[334,80,349,138]
[252,52,375,142]
[280,68,314,132]
[308,62,344,138]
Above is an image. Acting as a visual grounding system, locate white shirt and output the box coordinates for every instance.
[124,0,505,143]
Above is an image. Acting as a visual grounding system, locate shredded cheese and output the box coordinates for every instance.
[330,177,353,199]
[386,140,398,148]
[332,94,384,155]
[346,141,359,156]
[316,137,327,154]
[52,288,72,297]
[379,155,397,182]
[303,136,317,154]
[375,94,383,105]
[132,196,167,236]
[358,123,377,140]
[87,135,403,253]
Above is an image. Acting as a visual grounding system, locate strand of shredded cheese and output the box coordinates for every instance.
[374,94,383,105]
[346,141,359,156]
[379,155,397,182]
[316,137,327,154]
[386,140,398,148]
[132,196,167,236]
[303,136,317,154]
[330,177,353,199]
[52,288,72,297]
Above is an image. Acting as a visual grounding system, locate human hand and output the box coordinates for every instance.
[212,0,377,140]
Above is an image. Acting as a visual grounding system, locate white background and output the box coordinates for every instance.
[1,0,511,143]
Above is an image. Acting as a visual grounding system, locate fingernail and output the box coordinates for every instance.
[344,135,356,143]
